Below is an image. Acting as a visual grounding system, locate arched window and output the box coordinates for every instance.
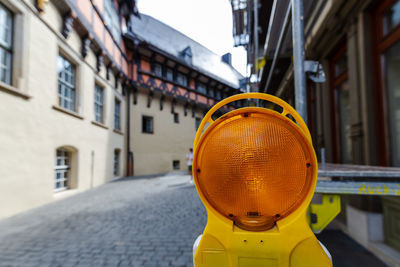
[55,146,77,191]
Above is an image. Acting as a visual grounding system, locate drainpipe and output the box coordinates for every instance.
[126,84,131,176]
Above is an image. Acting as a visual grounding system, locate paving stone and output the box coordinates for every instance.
[0,173,388,266]
[0,174,205,266]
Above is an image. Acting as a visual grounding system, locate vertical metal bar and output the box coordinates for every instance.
[253,0,258,92]
[291,0,307,123]
[263,2,291,93]
[263,0,278,56]
[246,0,252,93]
[321,148,326,170]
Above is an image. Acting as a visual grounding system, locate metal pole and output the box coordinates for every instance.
[262,0,278,56]
[246,0,252,93]
[291,0,307,124]
[253,0,258,92]
[263,2,291,93]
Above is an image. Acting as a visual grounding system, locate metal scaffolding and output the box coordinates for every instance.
[230,0,400,196]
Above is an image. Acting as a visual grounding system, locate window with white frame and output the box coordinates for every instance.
[176,73,187,87]
[113,149,120,176]
[57,55,76,111]
[114,98,121,130]
[0,4,13,85]
[104,0,121,43]
[55,149,70,191]
[94,84,104,123]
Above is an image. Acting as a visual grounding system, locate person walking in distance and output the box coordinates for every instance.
[186,148,193,182]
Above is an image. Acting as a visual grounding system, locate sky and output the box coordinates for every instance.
[136,0,247,77]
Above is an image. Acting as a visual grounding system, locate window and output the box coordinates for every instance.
[385,42,400,166]
[114,99,120,130]
[173,160,180,170]
[57,55,76,111]
[208,88,215,98]
[142,115,153,133]
[94,85,104,123]
[197,83,207,94]
[216,90,222,100]
[173,112,179,123]
[176,73,187,87]
[195,117,201,130]
[374,0,400,166]
[113,149,120,176]
[383,0,400,35]
[165,68,174,81]
[329,44,351,164]
[0,4,12,85]
[104,0,121,43]
[153,63,162,77]
[55,149,70,191]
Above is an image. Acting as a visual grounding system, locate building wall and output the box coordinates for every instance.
[131,90,203,176]
[0,0,125,220]
[300,0,400,262]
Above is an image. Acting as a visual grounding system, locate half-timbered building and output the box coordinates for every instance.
[124,14,244,176]
[0,0,244,219]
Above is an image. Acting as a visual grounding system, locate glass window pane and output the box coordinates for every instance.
[58,56,76,111]
[153,63,162,76]
[104,0,121,43]
[55,149,70,190]
[385,41,400,166]
[209,89,215,98]
[216,90,222,100]
[177,73,187,86]
[336,80,352,163]
[335,52,347,78]
[0,46,11,84]
[0,5,12,49]
[197,83,207,94]
[165,68,173,81]
[384,1,400,35]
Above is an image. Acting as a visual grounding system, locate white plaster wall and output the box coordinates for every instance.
[0,1,125,219]
[131,92,203,176]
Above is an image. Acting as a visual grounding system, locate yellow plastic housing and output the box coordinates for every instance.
[193,93,332,267]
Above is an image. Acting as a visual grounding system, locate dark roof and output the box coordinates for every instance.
[129,14,244,89]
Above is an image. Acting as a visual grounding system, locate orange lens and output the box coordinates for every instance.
[195,109,314,230]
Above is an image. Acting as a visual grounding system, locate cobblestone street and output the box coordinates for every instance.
[0,173,387,267]
[0,174,205,267]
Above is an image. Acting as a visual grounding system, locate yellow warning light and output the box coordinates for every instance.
[192,93,332,267]
[195,109,314,231]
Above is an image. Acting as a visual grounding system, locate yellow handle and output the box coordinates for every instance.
[193,93,311,152]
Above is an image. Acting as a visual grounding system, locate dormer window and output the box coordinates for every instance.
[179,46,192,65]
[104,0,121,43]
[177,73,187,87]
